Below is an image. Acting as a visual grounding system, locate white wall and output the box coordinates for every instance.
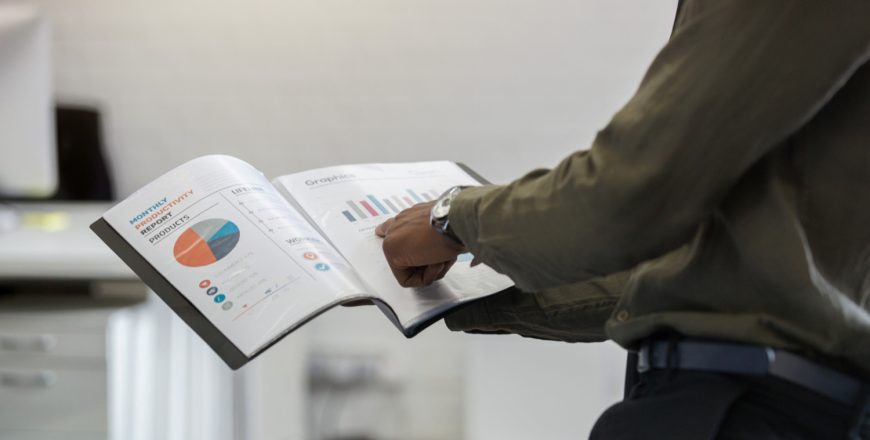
[465,338,628,439]
[25,0,677,438]
[29,0,674,194]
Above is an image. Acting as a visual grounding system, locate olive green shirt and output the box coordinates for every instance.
[444,0,870,376]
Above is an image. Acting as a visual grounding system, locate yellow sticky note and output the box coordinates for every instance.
[22,212,70,232]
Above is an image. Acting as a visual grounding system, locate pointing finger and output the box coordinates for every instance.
[375,218,395,237]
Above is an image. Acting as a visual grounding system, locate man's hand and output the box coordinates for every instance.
[375,202,465,288]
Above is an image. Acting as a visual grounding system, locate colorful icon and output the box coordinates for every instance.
[303,252,318,260]
[314,263,330,271]
[206,286,218,296]
[222,301,233,311]
[199,279,211,289]
[214,294,226,303]
[173,219,241,267]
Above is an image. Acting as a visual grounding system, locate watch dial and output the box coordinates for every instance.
[433,197,451,218]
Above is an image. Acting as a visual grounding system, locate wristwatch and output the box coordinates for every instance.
[430,185,469,244]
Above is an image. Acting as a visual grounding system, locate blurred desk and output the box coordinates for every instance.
[0,202,134,281]
[0,202,143,439]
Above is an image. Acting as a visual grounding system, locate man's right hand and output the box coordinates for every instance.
[375,202,465,287]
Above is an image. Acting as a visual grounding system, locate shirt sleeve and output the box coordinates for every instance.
[449,0,870,291]
[444,270,629,342]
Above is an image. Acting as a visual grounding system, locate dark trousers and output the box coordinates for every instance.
[590,369,865,439]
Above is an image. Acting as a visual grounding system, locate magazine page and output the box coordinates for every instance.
[100,155,367,356]
[274,161,514,328]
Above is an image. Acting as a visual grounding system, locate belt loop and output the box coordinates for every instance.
[637,343,650,373]
[848,388,870,440]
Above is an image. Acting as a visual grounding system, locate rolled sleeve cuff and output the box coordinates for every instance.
[448,184,502,250]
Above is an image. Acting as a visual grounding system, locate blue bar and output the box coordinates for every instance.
[367,195,389,214]
[342,210,356,222]
[406,189,423,203]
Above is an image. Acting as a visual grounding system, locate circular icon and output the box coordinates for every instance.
[199,280,211,289]
[303,252,319,260]
[214,294,226,303]
[222,301,234,311]
[314,263,330,271]
[206,286,218,296]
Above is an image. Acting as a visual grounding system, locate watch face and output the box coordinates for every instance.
[432,196,451,218]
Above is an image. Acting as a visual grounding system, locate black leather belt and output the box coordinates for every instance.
[637,339,869,407]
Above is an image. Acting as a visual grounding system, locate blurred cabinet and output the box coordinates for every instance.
[0,296,133,439]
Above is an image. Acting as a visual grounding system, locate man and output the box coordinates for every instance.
[375,1,870,438]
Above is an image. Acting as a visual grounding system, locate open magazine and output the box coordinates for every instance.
[91,155,513,369]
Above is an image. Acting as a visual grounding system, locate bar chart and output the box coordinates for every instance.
[340,188,443,222]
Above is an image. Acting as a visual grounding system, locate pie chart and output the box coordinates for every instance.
[173,219,241,267]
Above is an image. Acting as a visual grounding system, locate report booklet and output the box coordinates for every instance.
[91,155,513,369]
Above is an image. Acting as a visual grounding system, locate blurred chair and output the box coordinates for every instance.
[50,105,114,201]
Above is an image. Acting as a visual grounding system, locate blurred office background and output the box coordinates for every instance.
[0,1,677,438]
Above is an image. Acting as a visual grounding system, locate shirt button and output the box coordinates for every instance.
[616,310,630,322]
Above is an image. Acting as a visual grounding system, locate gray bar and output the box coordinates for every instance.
[346,200,367,219]
[383,199,399,213]
[391,195,406,208]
